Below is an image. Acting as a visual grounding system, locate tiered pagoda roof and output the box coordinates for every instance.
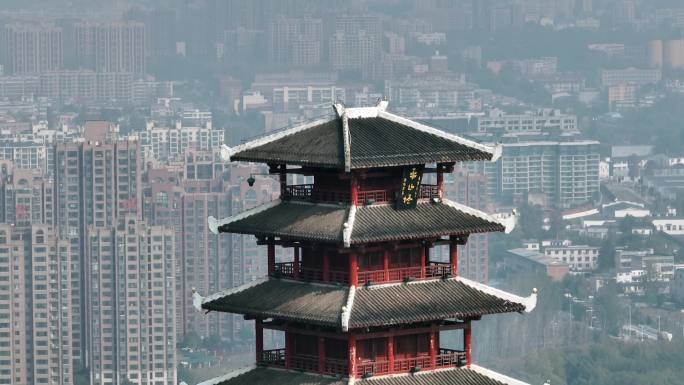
[197,102,534,385]
[208,198,514,246]
[223,102,501,171]
[198,365,529,385]
[198,277,536,331]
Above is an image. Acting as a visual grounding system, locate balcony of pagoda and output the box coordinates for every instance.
[356,348,466,377]
[281,183,440,205]
[255,321,471,379]
[268,236,465,287]
[273,260,451,285]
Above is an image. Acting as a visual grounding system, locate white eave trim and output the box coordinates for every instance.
[342,205,356,248]
[224,117,334,161]
[469,364,532,385]
[208,199,281,234]
[340,285,355,332]
[442,198,517,233]
[377,110,499,160]
[456,276,537,313]
[195,277,269,309]
[195,365,257,385]
[342,111,352,172]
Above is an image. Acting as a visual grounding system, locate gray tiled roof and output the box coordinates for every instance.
[231,114,494,169]
[207,367,509,385]
[202,279,347,327]
[209,367,345,385]
[219,201,349,243]
[202,278,526,328]
[219,201,503,244]
[351,202,504,243]
[350,280,526,328]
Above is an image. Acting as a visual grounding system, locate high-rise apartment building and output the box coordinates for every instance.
[482,140,600,207]
[329,15,382,75]
[74,22,146,74]
[474,109,578,134]
[0,225,74,385]
[3,23,63,75]
[136,122,224,163]
[86,217,176,385]
[267,17,322,66]
[600,68,662,88]
[0,164,54,228]
[53,125,142,368]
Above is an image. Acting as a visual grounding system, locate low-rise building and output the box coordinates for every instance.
[544,245,599,271]
[505,248,569,281]
[653,218,684,235]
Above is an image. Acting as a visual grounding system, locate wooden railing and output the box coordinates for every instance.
[274,261,450,285]
[393,355,433,372]
[437,348,466,367]
[260,349,285,367]
[323,358,349,376]
[282,184,439,204]
[291,354,318,372]
[283,184,350,203]
[259,349,347,376]
[358,262,451,285]
[273,262,348,283]
[261,348,464,376]
[357,360,390,376]
[419,184,440,199]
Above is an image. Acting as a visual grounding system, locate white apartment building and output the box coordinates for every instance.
[475,109,577,133]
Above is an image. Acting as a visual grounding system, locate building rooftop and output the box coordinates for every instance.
[209,198,511,246]
[198,277,536,330]
[224,102,500,170]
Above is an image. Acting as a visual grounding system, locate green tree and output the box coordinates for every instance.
[598,234,616,271]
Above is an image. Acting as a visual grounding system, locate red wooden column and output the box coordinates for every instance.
[318,336,326,374]
[293,246,300,279]
[349,252,358,286]
[350,175,359,205]
[387,335,395,374]
[348,334,357,378]
[322,250,330,283]
[429,329,437,369]
[464,323,472,366]
[420,245,426,279]
[383,249,390,282]
[285,329,293,369]
[436,164,444,199]
[267,240,275,276]
[449,236,458,277]
[255,319,264,363]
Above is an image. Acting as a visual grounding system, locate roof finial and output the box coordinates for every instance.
[376,98,389,112]
[333,101,346,117]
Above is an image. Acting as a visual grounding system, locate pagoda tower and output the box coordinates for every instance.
[193,101,537,385]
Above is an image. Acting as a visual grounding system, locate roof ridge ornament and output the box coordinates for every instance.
[341,108,352,172]
[208,199,282,234]
[194,277,269,310]
[333,101,346,117]
[343,205,356,247]
[376,98,389,111]
[455,276,538,313]
[341,285,356,332]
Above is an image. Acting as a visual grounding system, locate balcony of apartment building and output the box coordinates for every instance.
[255,324,469,378]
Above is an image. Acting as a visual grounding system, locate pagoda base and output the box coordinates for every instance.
[195,365,531,385]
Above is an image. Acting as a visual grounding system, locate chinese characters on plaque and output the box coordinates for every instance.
[396,165,424,210]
